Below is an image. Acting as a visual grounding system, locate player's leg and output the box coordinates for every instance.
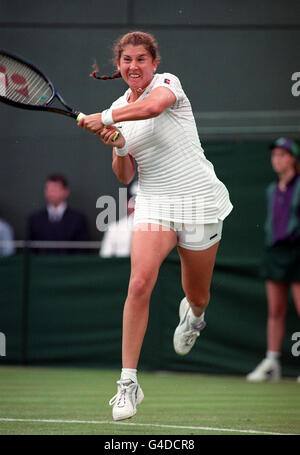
[122,223,177,369]
[173,240,219,355]
[178,242,219,315]
[110,222,177,420]
[247,280,288,382]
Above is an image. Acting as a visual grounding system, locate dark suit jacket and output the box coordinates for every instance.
[28,208,89,254]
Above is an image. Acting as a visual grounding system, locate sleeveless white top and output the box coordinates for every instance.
[111,73,233,224]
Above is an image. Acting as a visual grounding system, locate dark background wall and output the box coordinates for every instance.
[0,0,300,246]
[1,254,299,376]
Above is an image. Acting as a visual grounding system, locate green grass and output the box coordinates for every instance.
[0,366,299,435]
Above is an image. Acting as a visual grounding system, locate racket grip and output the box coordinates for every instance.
[112,131,120,142]
[76,112,86,121]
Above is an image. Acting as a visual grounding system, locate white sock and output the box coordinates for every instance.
[187,297,205,324]
[266,351,280,361]
[185,297,205,325]
[121,368,137,383]
[189,310,205,325]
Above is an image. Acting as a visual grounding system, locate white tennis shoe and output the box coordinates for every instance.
[109,379,144,421]
[173,297,206,355]
[246,358,281,382]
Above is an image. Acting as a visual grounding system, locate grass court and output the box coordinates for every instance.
[0,365,299,436]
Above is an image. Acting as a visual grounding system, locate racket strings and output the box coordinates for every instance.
[0,55,53,105]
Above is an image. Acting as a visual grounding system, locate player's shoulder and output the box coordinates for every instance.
[154,72,182,86]
[152,73,185,100]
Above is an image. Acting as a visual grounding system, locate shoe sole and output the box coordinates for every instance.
[173,299,190,355]
[246,368,281,382]
[246,374,281,383]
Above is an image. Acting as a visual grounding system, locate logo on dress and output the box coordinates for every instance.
[164,78,170,84]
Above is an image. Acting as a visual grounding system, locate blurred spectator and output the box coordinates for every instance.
[247,138,300,382]
[0,217,15,256]
[28,173,89,254]
[100,181,137,258]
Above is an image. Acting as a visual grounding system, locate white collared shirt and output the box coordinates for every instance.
[47,202,67,222]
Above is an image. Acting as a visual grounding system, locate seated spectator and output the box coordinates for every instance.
[100,181,137,258]
[28,173,89,254]
[0,216,15,256]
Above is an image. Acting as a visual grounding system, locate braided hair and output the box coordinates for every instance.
[90,63,121,81]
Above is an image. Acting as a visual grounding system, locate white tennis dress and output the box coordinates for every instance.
[111,73,233,225]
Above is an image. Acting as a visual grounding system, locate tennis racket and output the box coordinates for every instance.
[0,50,119,140]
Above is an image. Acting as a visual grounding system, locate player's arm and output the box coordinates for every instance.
[107,87,174,185]
[77,87,176,133]
[112,148,136,184]
[112,86,176,121]
[97,126,135,184]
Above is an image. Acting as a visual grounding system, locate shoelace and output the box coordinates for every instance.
[183,321,206,346]
[109,380,132,407]
[183,329,200,346]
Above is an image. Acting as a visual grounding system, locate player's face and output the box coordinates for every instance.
[118,45,158,92]
[44,181,69,207]
[271,147,297,174]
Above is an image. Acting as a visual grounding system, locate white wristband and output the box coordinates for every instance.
[101,108,114,126]
[115,145,128,157]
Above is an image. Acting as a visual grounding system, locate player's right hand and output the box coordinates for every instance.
[77,113,103,134]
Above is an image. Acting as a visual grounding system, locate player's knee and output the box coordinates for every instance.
[128,274,155,299]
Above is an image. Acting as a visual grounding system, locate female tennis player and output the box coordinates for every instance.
[78,31,233,420]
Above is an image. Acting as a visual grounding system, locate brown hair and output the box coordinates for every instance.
[90,31,160,81]
[46,173,69,188]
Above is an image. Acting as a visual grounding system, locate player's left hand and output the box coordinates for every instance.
[100,126,125,148]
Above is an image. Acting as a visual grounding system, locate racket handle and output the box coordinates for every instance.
[76,112,86,121]
[112,131,120,142]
